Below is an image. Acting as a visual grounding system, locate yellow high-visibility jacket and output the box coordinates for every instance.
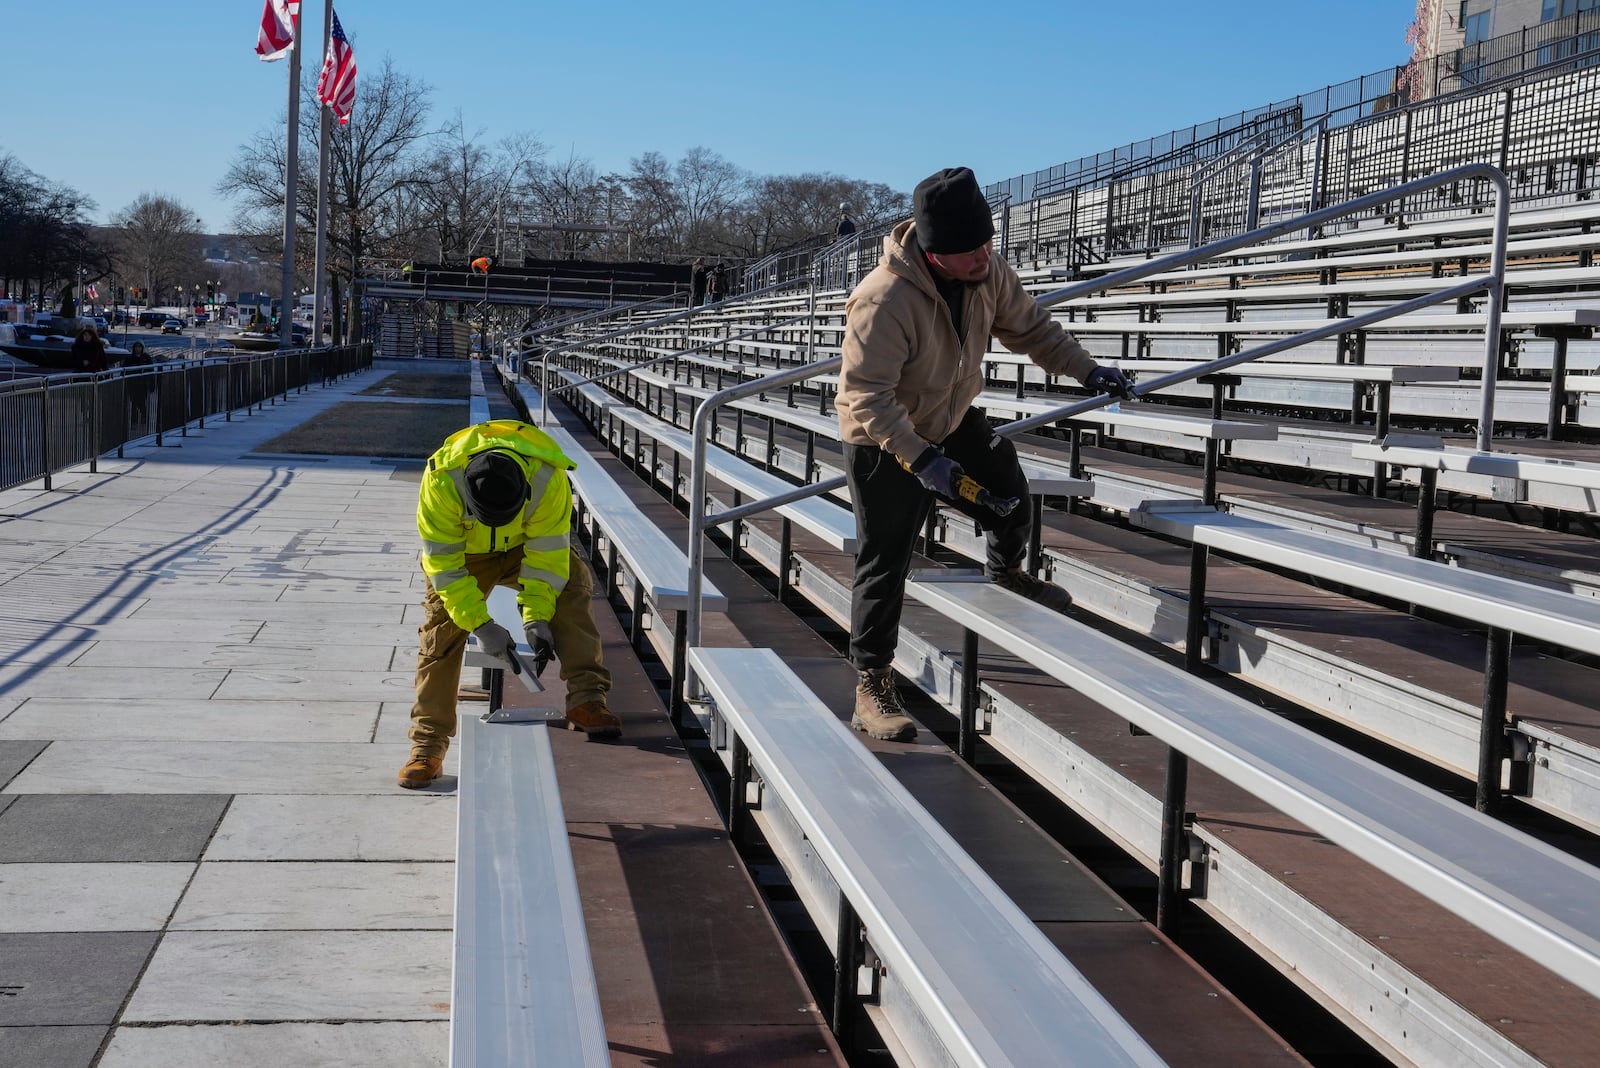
[417,420,575,631]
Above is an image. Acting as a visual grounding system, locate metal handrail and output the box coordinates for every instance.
[680,162,1513,665]
[542,314,811,403]
[685,355,845,661]
[500,291,682,360]
[533,276,816,424]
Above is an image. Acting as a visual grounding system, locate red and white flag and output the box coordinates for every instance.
[255,0,299,62]
[316,10,358,125]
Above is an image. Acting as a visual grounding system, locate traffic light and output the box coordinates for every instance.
[206,282,215,302]
[116,286,125,304]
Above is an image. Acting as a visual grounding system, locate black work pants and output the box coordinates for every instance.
[844,407,1031,670]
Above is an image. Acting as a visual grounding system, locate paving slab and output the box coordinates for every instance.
[0,638,93,667]
[171,861,452,930]
[0,1024,107,1068]
[205,794,454,861]
[254,619,416,646]
[0,741,48,790]
[0,793,228,861]
[70,641,395,671]
[127,600,409,623]
[210,668,414,701]
[0,666,227,701]
[121,930,453,1022]
[8,741,427,794]
[0,863,193,932]
[30,619,265,644]
[0,932,158,1025]
[0,698,381,743]
[96,1021,448,1068]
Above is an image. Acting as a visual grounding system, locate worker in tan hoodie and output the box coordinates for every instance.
[836,166,1133,743]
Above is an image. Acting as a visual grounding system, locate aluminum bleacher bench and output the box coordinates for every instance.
[902,571,1600,1004]
[688,646,1167,1068]
[455,589,610,1067]
[1040,231,1600,292]
[1353,435,1600,532]
[1126,498,1600,821]
[604,400,859,553]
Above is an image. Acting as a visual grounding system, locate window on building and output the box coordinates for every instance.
[1544,0,1600,20]
[1464,9,1491,43]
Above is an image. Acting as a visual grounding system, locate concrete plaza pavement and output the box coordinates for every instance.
[0,368,463,1066]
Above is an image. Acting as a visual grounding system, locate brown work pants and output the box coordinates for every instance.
[408,546,611,755]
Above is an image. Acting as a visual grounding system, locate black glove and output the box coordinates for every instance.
[525,620,555,677]
[1085,365,1134,400]
[906,444,964,499]
[471,620,519,673]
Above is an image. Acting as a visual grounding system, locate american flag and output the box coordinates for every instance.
[255,0,299,62]
[316,11,358,126]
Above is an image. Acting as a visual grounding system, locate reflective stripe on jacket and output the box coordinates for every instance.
[417,420,576,631]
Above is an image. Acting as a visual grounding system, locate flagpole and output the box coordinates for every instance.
[278,12,302,351]
[312,0,333,347]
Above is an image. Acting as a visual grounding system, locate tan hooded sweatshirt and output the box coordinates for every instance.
[836,219,1096,466]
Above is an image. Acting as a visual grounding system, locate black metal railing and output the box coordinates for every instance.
[0,343,373,493]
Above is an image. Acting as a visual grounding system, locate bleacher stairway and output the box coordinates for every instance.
[472,174,1600,1066]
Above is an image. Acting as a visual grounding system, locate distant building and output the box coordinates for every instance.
[1406,0,1600,100]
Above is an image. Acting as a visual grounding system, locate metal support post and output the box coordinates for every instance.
[728,735,750,842]
[959,627,980,763]
[670,610,687,728]
[1156,750,1191,935]
[831,895,861,1046]
[1477,627,1512,815]
[1413,468,1438,560]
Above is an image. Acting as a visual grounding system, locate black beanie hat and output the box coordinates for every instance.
[913,166,995,255]
[462,450,528,526]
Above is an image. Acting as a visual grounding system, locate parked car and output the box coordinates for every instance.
[161,319,184,334]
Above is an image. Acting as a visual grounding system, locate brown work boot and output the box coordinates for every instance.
[851,668,917,742]
[397,752,444,789]
[565,700,622,740]
[990,567,1072,614]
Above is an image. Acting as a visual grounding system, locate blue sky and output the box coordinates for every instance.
[3,1,1411,232]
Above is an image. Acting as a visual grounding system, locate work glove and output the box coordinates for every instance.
[525,620,555,678]
[471,620,518,673]
[906,444,964,500]
[1085,365,1135,400]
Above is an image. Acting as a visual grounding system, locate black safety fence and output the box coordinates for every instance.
[0,343,372,493]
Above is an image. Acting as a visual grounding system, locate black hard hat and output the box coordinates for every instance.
[461,450,528,526]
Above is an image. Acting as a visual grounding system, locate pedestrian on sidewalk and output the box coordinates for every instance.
[71,326,109,373]
[400,419,619,789]
[836,165,1133,744]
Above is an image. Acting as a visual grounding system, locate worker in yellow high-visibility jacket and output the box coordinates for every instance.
[400,420,618,789]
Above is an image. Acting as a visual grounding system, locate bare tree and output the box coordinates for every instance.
[111,193,203,312]
[408,116,547,263]
[219,54,435,342]
[625,151,681,258]
[675,147,747,254]
[0,155,105,312]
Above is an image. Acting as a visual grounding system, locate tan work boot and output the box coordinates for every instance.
[398,752,444,789]
[851,668,917,742]
[565,700,622,740]
[990,567,1072,614]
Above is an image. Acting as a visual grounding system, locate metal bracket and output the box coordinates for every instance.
[482,706,565,724]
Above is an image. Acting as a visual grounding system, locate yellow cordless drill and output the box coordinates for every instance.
[904,446,1021,517]
[952,470,1020,516]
